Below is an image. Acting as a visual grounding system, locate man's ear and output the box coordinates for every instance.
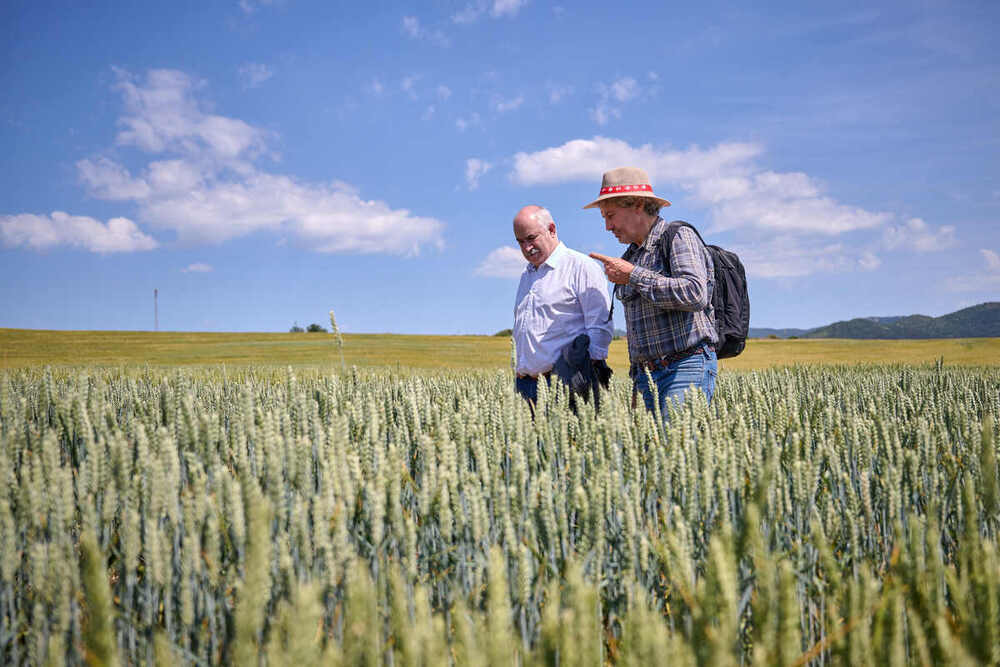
[547,222,557,236]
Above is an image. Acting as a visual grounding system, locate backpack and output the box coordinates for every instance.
[663,221,749,359]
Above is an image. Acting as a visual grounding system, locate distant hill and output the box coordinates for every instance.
[754,302,1000,339]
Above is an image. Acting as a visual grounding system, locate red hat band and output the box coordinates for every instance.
[599,184,653,196]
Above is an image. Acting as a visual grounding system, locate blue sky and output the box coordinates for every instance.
[2,0,998,335]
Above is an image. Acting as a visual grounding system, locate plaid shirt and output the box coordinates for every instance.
[617,218,718,366]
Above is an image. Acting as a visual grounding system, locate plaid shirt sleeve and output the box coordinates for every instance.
[627,226,711,311]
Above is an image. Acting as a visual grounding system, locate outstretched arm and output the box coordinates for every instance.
[591,227,709,311]
[588,252,634,284]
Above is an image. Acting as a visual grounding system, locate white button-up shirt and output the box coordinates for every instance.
[513,242,614,376]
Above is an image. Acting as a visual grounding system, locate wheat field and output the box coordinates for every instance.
[1,360,998,664]
[2,328,999,370]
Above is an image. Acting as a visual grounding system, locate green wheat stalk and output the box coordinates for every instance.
[329,309,345,369]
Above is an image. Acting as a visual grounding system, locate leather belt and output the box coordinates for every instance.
[631,343,712,376]
[516,371,552,381]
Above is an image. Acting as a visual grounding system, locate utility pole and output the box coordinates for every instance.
[154,288,159,332]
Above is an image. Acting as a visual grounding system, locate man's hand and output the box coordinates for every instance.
[589,252,635,285]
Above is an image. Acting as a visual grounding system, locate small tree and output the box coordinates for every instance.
[289,322,304,333]
[306,323,327,333]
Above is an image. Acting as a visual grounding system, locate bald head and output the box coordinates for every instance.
[513,205,558,267]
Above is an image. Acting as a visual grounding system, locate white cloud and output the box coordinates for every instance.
[77,157,151,200]
[465,158,492,190]
[421,105,436,120]
[182,263,213,273]
[437,85,452,100]
[238,62,273,88]
[512,136,890,236]
[401,16,449,46]
[591,76,641,125]
[366,79,385,96]
[147,159,205,193]
[451,5,482,24]
[492,0,528,17]
[65,68,445,255]
[511,136,761,187]
[710,186,890,235]
[494,95,524,113]
[239,0,275,13]
[547,83,573,104]
[509,136,912,277]
[475,246,525,278]
[983,248,1000,271]
[945,248,1000,291]
[882,217,957,252]
[859,250,881,271]
[734,236,879,278]
[609,77,639,102]
[401,75,419,99]
[590,107,612,127]
[137,173,444,254]
[113,68,268,162]
[402,16,421,37]
[0,212,158,253]
[452,0,527,23]
[456,112,481,132]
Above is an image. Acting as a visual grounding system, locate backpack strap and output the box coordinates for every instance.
[662,220,715,310]
[661,220,707,274]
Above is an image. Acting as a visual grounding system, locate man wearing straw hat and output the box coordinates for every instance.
[512,205,614,408]
[587,167,718,415]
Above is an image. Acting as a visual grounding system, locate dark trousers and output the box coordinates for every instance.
[515,374,548,403]
[516,374,601,413]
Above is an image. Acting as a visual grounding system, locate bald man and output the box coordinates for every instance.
[512,205,614,406]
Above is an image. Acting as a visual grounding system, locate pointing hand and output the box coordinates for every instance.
[589,252,634,285]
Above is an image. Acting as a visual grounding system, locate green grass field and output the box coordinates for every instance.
[2,327,998,370]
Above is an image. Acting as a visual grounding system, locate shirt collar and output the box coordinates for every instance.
[639,217,665,251]
[528,241,566,271]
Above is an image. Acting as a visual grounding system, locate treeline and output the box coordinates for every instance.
[289,323,328,333]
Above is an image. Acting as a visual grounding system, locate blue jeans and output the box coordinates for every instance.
[633,345,718,417]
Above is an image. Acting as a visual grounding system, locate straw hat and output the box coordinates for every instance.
[582,166,671,209]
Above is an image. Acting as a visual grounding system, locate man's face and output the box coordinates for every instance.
[514,217,558,267]
[600,200,648,245]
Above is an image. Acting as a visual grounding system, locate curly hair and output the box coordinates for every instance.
[606,196,661,217]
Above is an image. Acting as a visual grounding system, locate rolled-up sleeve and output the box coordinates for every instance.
[578,258,614,358]
[627,227,708,311]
